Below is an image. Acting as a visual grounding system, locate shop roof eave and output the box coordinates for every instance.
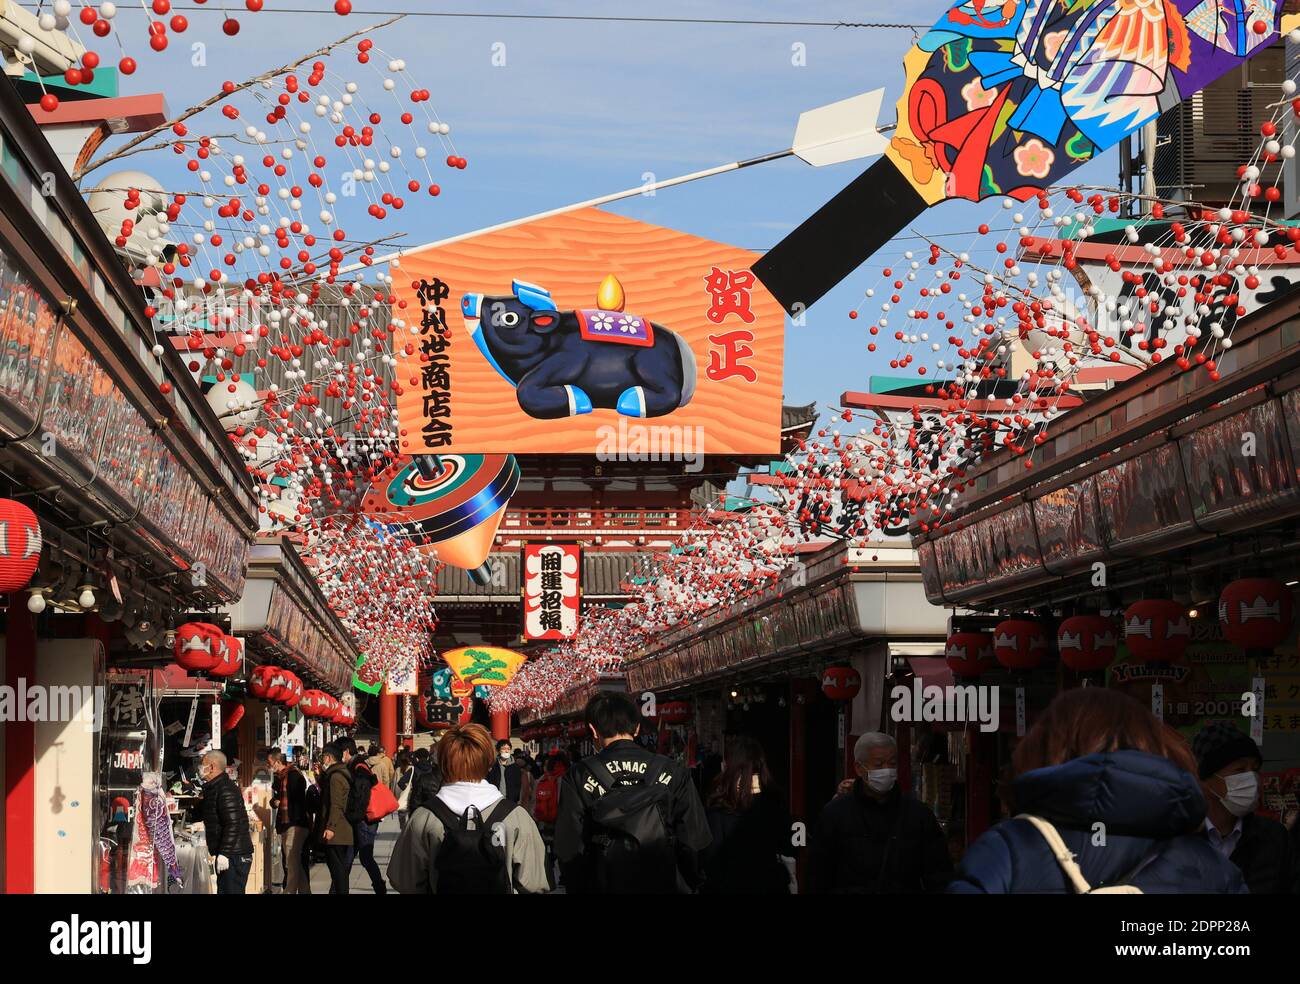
[919,289,1300,538]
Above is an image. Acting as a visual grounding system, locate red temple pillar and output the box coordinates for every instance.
[490,707,512,742]
[5,596,36,893]
[379,688,398,758]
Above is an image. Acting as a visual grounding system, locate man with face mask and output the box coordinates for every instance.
[1193,723,1294,893]
[486,739,532,808]
[198,750,254,894]
[808,732,952,893]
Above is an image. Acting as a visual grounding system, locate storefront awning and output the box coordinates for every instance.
[221,537,359,696]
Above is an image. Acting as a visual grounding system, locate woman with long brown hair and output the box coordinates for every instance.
[700,736,796,893]
[949,687,1247,893]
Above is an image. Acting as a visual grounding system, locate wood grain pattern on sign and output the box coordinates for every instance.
[394,207,783,455]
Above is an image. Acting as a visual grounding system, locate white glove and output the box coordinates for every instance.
[216,854,230,873]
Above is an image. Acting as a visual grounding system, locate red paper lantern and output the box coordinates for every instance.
[281,671,303,708]
[0,498,42,593]
[945,631,994,678]
[174,622,221,673]
[208,634,242,678]
[300,689,331,718]
[221,700,245,733]
[659,701,692,725]
[1057,615,1119,672]
[332,699,355,727]
[565,720,586,738]
[821,665,862,701]
[1219,578,1293,650]
[250,664,277,700]
[993,619,1050,671]
[1124,599,1191,661]
[264,667,292,703]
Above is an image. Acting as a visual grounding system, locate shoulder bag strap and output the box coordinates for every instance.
[427,798,461,830]
[584,758,617,795]
[641,754,671,787]
[1017,813,1095,894]
[486,797,516,827]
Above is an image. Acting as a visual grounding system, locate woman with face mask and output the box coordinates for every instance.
[950,689,1247,894]
[1193,723,1294,894]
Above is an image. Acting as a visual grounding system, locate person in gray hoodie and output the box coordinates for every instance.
[387,723,548,894]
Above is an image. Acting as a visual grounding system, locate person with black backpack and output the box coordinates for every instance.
[554,691,712,894]
[386,723,548,894]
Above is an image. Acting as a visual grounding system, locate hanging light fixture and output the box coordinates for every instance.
[27,587,47,614]
[77,578,97,610]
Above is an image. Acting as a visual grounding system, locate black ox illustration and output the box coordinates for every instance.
[462,279,697,419]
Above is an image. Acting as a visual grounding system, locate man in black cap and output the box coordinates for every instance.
[1192,722,1294,893]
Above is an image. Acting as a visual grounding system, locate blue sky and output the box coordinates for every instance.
[90,0,1119,411]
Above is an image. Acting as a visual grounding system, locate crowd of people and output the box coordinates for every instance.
[194,688,1299,894]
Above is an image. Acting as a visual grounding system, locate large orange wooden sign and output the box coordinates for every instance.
[393,208,783,455]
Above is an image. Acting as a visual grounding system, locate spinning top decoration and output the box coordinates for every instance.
[362,453,520,586]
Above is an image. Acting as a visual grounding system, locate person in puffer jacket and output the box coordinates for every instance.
[949,688,1247,894]
[199,751,254,894]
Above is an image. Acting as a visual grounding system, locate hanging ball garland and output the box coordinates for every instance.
[0,498,42,593]
[1219,578,1293,651]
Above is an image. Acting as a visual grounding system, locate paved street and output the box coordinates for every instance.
[305,815,400,895]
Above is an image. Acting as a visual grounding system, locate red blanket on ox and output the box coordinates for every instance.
[576,309,654,347]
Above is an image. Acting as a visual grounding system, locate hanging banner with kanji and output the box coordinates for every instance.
[385,660,419,697]
[523,542,581,640]
[393,207,783,455]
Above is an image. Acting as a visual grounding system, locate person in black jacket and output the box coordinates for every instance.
[269,749,310,894]
[701,736,796,893]
[555,691,711,893]
[1193,722,1294,893]
[341,738,387,894]
[808,732,952,893]
[199,750,254,894]
[951,689,1246,894]
[487,739,527,802]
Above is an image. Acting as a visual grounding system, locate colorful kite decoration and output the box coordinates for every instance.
[754,0,1300,313]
